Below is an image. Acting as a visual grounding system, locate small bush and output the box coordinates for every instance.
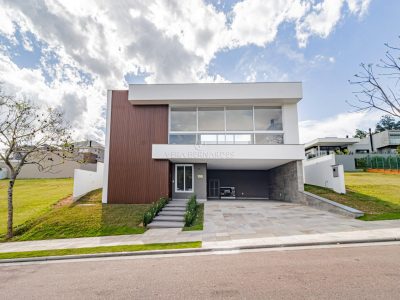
[143,197,169,226]
[184,195,197,227]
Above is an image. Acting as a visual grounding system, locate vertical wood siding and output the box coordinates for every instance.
[107,90,169,204]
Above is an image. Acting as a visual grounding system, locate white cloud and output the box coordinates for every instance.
[229,0,309,47]
[299,111,381,143]
[0,0,373,141]
[346,0,371,16]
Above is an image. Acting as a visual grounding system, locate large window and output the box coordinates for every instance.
[254,107,282,130]
[226,106,253,131]
[170,107,196,131]
[169,106,284,144]
[198,107,224,131]
[175,164,193,192]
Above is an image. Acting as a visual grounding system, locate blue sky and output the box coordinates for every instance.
[0,0,398,142]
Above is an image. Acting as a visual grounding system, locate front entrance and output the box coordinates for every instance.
[208,178,220,199]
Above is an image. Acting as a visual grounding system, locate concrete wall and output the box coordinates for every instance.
[172,163,207,200]
[303,154,346,194]
[0,159,96,179]
[73,162,104,201]
[266,160,304,202]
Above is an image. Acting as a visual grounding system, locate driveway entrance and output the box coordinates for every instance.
[202,200,399,241]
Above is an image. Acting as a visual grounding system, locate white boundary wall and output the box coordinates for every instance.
[73,162,104,201]
[303,154,346,194]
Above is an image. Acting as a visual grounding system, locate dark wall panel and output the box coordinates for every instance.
[107,90,169,204]
[207,170,269,198]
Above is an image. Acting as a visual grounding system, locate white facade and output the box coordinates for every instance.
[140,82,304,171]
[128,82,302,105]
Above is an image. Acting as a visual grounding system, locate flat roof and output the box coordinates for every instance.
[128,82,303,105]
[305,137,360,149]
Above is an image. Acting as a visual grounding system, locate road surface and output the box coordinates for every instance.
[1,243,400,299]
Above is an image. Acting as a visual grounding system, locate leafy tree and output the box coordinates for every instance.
[349,38,400,118]
[375,115,400,132]
[397,145,400,155]
[353,129,368,138]
[0,90,72,238]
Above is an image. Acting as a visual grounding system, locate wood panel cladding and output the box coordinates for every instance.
[107,90,169,204]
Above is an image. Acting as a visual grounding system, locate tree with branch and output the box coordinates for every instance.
[0,90,72,238]
[349,37,400,118]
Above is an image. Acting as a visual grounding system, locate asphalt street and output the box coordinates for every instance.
[1,243,400,299]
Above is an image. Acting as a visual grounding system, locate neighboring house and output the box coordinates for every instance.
[305,137,370,159]
[73,140,105,163]
[102,82,305,204]
[368,130,400,154]
[305,130,400,160]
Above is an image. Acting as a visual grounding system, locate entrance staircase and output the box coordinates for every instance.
[147,199,188,229]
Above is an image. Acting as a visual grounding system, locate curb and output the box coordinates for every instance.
[1,237,399,264]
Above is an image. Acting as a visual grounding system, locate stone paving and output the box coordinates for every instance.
[1,200,400,253]
[200,200,400,245]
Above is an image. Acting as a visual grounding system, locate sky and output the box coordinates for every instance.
[0,0,399,143]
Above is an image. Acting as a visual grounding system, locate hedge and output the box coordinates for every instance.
[184,195,197,227]
[143,197,169,226]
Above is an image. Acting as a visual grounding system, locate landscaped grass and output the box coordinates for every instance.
[0,178,73,236]
[305,172,400,221]
[0,241,202,260]
[345,172,400,205]
[183,203,204,231]
[13,189,151,241]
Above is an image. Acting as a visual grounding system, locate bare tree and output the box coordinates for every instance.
[0,90,72,238]
[349,38,400,118]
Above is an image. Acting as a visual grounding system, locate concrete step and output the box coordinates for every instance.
[162,207,186,212]
[154,215,184,222]
[158,211,186,217]
[147,221,185,228]
[166,203,187,208]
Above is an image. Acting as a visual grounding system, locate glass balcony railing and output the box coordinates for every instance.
[168,133,284,145]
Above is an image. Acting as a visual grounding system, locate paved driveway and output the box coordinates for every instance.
[202,200,400,242]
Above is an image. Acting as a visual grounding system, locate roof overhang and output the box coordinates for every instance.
[305,138,360,150]
[152,144,305,170]
[128,82,302,105]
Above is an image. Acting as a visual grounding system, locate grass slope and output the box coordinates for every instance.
[13,189,151,241]
[0,178,73,235]
[345,172,400,205]
[183,203,204,231]
[305,172,400,221]
[0,241,202,260]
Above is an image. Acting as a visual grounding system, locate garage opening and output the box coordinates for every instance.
[207,170,269,200]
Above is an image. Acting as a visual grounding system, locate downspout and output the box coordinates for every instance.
[369,128,374,153]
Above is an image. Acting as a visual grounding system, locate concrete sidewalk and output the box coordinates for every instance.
[1,227,400,254]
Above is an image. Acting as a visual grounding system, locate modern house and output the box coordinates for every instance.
[368,130,400,154]
[102,82,305,204]
[72,140,105,163]
[305,137,370,159]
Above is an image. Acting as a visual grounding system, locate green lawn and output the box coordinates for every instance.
[305,172,400,221]
[0,241,202,260]
[14,189,151,241]
[183,203,204,231]
[345,172,400,205]
[0,178,73,236]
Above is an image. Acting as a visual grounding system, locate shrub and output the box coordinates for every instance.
[142,197,169,226]
[184,195,197,227]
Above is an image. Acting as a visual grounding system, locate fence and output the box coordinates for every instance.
[355,155,400,170]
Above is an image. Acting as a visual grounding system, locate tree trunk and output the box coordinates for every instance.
[6,176,15,239]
